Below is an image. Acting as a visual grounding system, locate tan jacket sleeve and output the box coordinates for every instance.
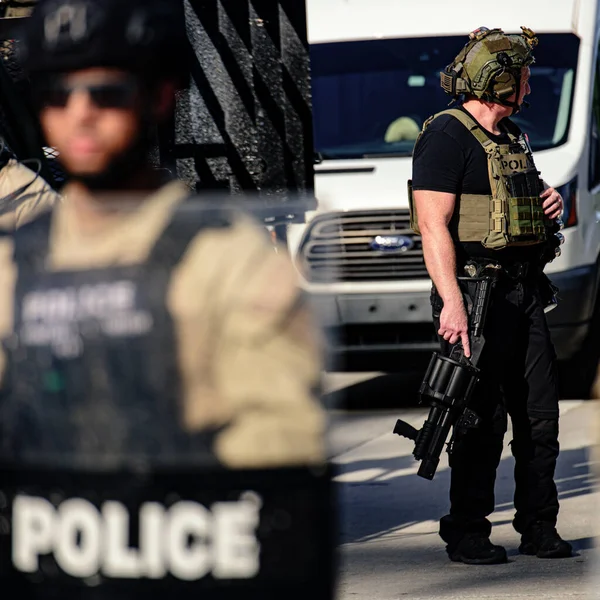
[170,215,326,469]
[592,363,600,399]
[0,160,60,231]
[5,0,36,17]
[213,246,326,468]
[0,237,16,386]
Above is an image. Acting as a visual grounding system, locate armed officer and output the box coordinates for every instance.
[410,27,571,564]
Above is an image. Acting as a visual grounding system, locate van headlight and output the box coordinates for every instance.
[556,176,577,228]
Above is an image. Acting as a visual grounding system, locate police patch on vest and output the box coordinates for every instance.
[499,152,534,175]
[17,277,152,359]
[0,466,335,598]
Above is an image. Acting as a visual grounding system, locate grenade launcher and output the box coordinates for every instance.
[393,264,500,480]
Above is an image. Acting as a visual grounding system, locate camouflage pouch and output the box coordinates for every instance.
[408,179,420,235]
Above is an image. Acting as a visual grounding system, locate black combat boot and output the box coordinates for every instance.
[447,533,508,565]
[518,521,572,558]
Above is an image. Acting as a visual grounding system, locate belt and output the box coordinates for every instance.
[464,258,535,281]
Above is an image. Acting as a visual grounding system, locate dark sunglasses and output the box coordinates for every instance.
[36,81,140,110]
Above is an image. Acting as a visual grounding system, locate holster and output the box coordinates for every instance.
[538,271,559,313]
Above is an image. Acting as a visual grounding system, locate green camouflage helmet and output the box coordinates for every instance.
[440,26,537,108]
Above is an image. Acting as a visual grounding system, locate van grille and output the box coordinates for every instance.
[298,210,429,282]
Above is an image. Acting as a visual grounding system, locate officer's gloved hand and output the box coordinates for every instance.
[540,219,565,265]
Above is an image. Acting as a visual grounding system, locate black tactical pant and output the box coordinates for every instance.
[431,275,560,550]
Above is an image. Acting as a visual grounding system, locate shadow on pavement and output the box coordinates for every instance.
[408,541,592,599]
[338,540,592,599]
[328,351,433,375]
[323,354,590,411]
[334,446,595,545]
[323,372,425,411]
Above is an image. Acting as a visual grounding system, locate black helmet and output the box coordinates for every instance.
[18,0,188,84]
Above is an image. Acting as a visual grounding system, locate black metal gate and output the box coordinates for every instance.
[0,1,317,221]
[0,16,60,187]
[159,0,316,221]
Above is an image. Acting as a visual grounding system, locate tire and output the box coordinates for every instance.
[557,295,600,399]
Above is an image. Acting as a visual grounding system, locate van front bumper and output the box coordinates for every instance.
[309,291,439,356]
[308,262,598,363]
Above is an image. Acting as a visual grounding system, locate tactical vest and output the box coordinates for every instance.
[0,205,229,467]
[409,108,548,250]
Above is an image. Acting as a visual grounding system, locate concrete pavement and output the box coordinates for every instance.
[327,397,599,600]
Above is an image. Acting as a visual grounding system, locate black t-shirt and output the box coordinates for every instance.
[411,106,543,264]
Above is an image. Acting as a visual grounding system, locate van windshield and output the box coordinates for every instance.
[310,33,580,159]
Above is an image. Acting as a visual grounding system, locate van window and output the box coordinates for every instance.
[589,41,600,189]
[311,33,579,159]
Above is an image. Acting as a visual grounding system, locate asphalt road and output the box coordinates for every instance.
[325,372,600,600]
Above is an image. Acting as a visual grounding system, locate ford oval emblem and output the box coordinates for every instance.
[370,235,414,253]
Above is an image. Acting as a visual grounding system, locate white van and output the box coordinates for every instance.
[288,0,600,391]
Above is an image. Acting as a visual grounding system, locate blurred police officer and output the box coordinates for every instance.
[0,0,325,468]
[411,27,571,564]
[0,3,333,596]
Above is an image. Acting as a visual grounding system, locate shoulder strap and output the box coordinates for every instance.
[500,118,521,142]
[437,108,497,153]
[421,108,524,156]
[12,209,52,272]
[146,199,232,269]
[417,108,496,155]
